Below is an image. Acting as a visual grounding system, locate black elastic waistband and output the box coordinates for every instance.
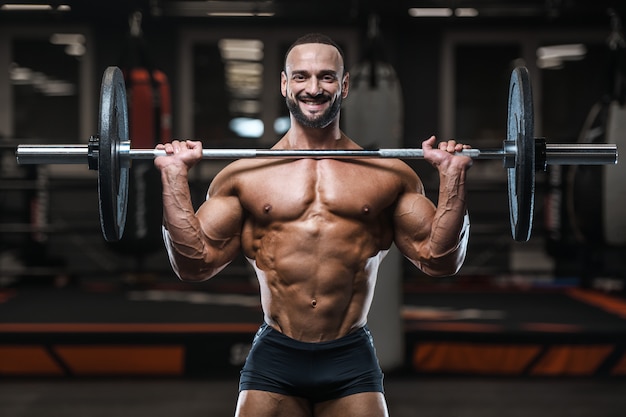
[260,323,370,351]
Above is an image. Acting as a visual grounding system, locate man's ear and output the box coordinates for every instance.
[342,71,350,98]
[280,71,287,97]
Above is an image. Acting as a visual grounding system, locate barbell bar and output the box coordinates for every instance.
[15,143,618,165]
[14,66,619,243]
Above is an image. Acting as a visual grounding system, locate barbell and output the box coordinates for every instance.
[15,66,618,243]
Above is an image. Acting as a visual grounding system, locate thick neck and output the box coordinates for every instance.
[282,117,345,149]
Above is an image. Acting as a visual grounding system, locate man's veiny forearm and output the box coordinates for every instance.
[423,168,470,275]
[422,211,469,276]
[162,226,228,281]
[160,168,215,280]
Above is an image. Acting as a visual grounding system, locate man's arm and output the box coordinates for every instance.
[393,136,471,277]
[155,140,243,282]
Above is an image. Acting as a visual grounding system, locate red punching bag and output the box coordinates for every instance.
[108,11,172,261]
[126,68,171,147]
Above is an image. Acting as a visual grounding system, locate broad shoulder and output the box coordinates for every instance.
[366,158,424,194]
[208,158,271,196]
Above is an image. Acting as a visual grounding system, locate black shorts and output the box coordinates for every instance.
[239,323,384,403]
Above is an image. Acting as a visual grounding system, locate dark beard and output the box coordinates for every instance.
[285,93,342,129]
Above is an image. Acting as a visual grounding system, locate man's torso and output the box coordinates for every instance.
[219,156,415,341]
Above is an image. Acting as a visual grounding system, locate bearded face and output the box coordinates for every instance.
[285,91,343,129]
[281,43,349,131]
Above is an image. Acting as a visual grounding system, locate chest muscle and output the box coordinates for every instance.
[238,159,400,222]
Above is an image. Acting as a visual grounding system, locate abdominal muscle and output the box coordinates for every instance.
[244,221,388,343]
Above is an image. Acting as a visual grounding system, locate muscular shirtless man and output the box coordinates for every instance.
[154,33,472,417]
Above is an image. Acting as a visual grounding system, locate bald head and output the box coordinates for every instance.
[284,33,346,74]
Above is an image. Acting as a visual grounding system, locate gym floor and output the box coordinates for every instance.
[2,376,626,417]
[3,246,626,416]
[2,286,626,417]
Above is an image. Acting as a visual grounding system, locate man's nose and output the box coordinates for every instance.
[305,77,322,95]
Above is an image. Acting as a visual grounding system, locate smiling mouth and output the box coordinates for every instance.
[298,95,329,110]
[299,92,329,102]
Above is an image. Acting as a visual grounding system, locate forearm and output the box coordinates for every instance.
[423,167,470,275]
[160,167,220,281]
[421,211,469,276]
[162,225,228,281]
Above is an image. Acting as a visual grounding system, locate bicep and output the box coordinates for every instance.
[392,187,436,262]
[195,193,244,252]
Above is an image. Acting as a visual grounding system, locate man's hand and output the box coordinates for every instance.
[421,135,473,172]
[154,140,203,172]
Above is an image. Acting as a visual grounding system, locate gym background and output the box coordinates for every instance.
[2,1,626,416]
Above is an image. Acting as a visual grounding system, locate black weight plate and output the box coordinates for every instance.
[98,67,129,242]
[507,67,535,242]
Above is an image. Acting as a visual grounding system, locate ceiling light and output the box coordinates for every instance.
[225,62,263,76]
[219,39,263,50]
[455,8,479,17]
[9,65,34,84]
[50,33,85,45]
[208,12,274,17]
[0,3,70,11]
[164,1,274,17]
[1,4,53,11]
[408,8,453,18]
[537,44,587,60]
[536,44,587,70]
[229,117,264,138]
[219,38,264,61]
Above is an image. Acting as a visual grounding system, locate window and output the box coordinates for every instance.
[0,26,94,143]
